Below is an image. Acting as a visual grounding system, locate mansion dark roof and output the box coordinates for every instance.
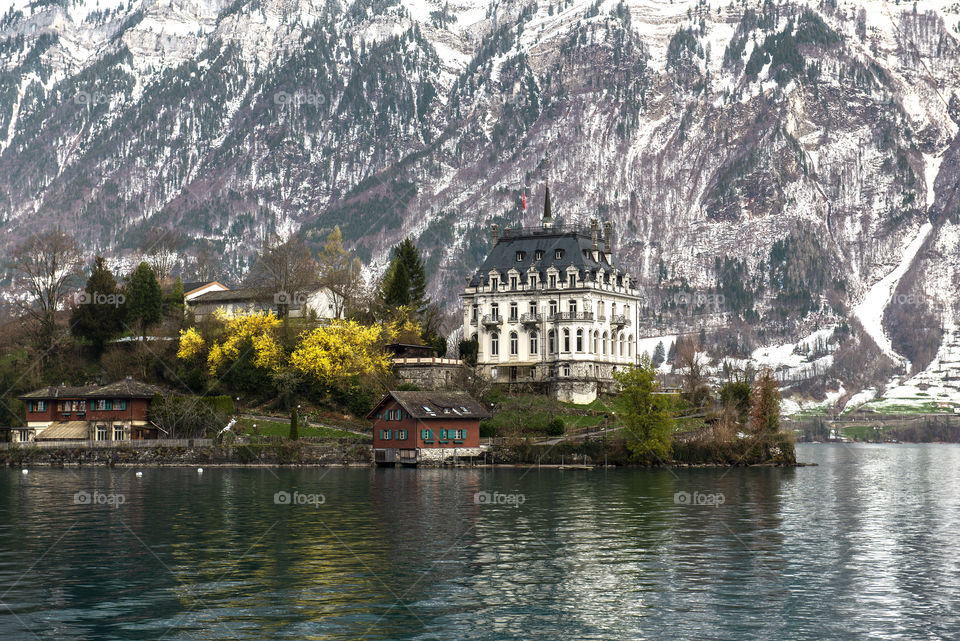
[467,225,627,288]
[368,391,491,420]
[20,378,169,400]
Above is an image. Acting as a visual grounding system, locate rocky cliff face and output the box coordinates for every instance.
[2,0,960,396]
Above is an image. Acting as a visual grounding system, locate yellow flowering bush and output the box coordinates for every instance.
[206,311,284,375]
[290,320,391,383]
[177,327,205,360]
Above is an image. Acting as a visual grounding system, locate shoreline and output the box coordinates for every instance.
[7,461,814,469]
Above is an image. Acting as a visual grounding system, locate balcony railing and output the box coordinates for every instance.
[481,314,503,326]
[610,314,628,326]
[520,313,542,324]
[548,312,595,322]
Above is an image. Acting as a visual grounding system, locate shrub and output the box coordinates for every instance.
[546,417,565,436]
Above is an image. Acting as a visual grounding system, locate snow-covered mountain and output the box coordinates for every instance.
[2,0,960,407]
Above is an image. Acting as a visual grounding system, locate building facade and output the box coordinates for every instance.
[368,391,490,466]
[461,187,643,403]
[15,378,169,443]
[186,284,342,322]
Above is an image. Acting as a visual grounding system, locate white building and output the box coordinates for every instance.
[186,283,342,322]
[461,186,643,404]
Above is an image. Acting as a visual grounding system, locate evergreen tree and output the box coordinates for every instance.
[165,276,185,321]
[70,256,126,353]
[652,340,665,368]
[381,238,427,309]
[289,405,300,440]
[126,262,163,340]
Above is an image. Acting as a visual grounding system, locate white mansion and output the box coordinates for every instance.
[461,186,643,403]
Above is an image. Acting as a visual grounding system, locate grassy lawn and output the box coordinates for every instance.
[840,423,899,441]
[236,418,370,441]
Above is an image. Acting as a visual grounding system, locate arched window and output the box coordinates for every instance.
[548,330,556,354]
[491,302,499,320]
[562,364,570,377]
[491,333,499,356]
[602,331,608,355]
[619,333,625,357]
[576,328,583,352]
[510,332,518,356]
[563,329,571,352]
[530,331,539,355]
[593,331,599,354]
[628,334,634,358]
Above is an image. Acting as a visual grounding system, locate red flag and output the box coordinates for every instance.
[522,190,526,211]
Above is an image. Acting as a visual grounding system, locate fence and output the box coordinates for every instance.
[0,438,214,450]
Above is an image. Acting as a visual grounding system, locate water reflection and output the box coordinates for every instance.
[0,445,958,640]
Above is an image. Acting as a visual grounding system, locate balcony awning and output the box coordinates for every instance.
[36,421,89,441]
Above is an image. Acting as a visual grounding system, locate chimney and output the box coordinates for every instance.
[591,218,600,260]
[603,221,613,262]
[491,224,499,246]
[542,182,553,229]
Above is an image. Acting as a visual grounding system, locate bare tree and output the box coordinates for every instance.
[317,226,363,318]
[676,335,711,409]
[191,239,221,283]
[9,231,83,349]
[245,234,318,321]
[141,228,183,282]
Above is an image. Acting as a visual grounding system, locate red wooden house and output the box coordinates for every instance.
[368,391,491,466]
[14,377,169,443]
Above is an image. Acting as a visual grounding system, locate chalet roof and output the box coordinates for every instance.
[467,226,623,287]
[20,385,99,399]
[19,378,169,401]
[367,391,491,420]
[93,379,168,399]
[182,280,230,295]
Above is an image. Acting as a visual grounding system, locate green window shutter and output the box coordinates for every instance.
[105,400,112,410]
[440,429,447,439]
[120,400,127,410]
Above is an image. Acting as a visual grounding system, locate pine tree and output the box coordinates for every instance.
[652,340,665,368]
[381,238,427,309]
[126,262,163,340]
[70,256,126,353]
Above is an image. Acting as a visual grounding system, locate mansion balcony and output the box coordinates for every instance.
[520,313,542,325]
[610,314,629,327]
[548,312,595,323]
[481,314,503,327]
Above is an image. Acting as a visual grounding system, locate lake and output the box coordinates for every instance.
[1,444,958,640]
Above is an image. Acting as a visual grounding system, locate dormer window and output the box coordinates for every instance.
[555,249,564,260]
[510,276,518,290]
[535,250,544,260]
[490,276,498,290]
[516,251,526,262]
[529,274,537,288]
[549,274,557,288]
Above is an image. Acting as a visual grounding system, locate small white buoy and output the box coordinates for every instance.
[135,471,143,478]
[21,469,28,475]
[197,467,204,474]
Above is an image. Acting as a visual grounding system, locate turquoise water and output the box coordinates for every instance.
[1,444,958,640]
